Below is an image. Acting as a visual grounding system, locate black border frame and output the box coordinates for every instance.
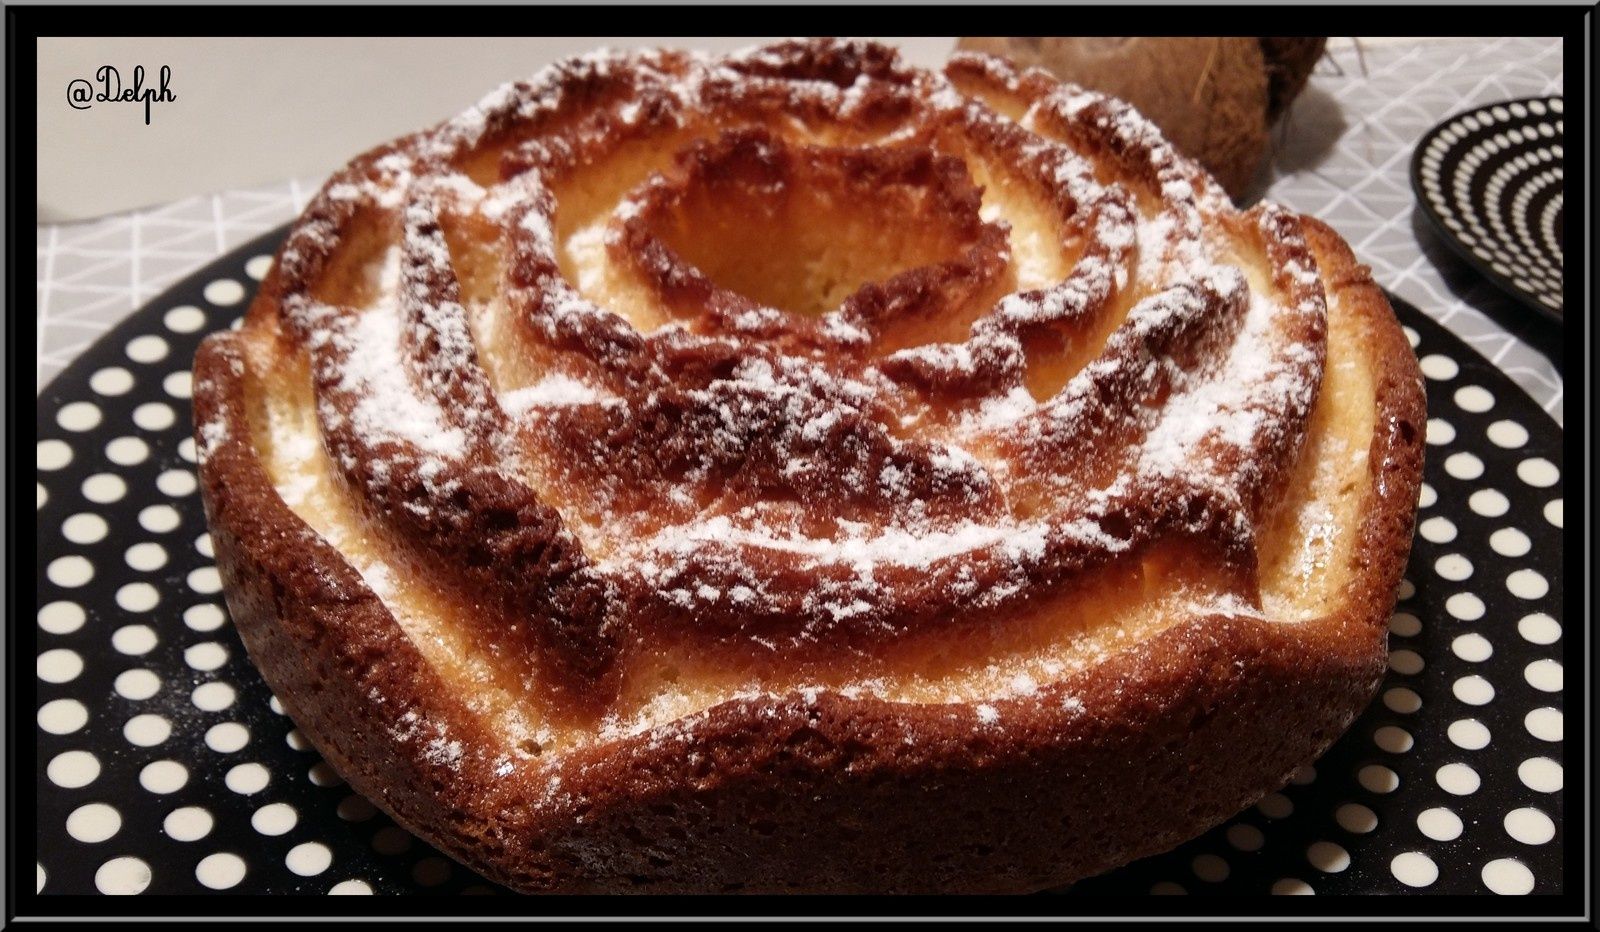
[8,7,1593,925]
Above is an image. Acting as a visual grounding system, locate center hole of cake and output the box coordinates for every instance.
[635,128,985,318]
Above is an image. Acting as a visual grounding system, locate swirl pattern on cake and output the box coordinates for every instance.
[194,39,1423,892]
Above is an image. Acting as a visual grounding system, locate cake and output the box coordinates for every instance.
[192,38,1424,893]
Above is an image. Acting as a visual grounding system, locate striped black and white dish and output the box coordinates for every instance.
[1411,97,1563,321]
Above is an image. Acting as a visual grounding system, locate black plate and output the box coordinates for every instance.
[34,228,1565,896]
[1410,96,1564,322]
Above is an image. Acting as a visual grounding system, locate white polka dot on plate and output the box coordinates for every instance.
[1417,483,1437,508]
[1516,457,1559,487]
[188,566,223,595]
[1443,451,1484,480]
[185,641,229,670]
[412,857,453,887]
[1543,498,1562,528]
[204,278,247,305]
[1417,516,1456,543]
[138,504,182,534]
[252,802,299,836]
[83,472,127,503]
[1486,419,1529,448]
[1453,385,1494,413]
[1389,649,1424,675]
[286,729,313,752]
[111,624,158,655]
[205,722,250,753]
[1388,611,1421,637]
[37,438,73,470]
[1334,803,1376,834]
[48,750,102,789]
[1373,725,1413,753]
[1523,658,1562,692]
[57,401,103,431]
[38,600,87,634]
[287,841,334,877]
[38,698,89,735]
[1452,675,1495,706]
[1507,569,1549,600]
[337,795,377,821]
[1524,707,1562,742]
[1190,853,1229,883]
[123,713,172,747]
[225,762,271,795]
[165,305,208,333]
[1504,807,1554,845]
[329,879,374,895]
[125,334,169,364]
[105,436,150,466]
[37,647,84,683]
[1451,633,1493,663]
[67,802,122,843]
[132,401,176,431]
[309,761,344,787]
[62,512,110,544]
[1445,592,1484,620]
[1225,823,1264,851]
[1270,878,1314,895]
[124,542,168,572]
[1418,354,1458,380]
[1417,807,1463,841]
[165,806,215,842]
[371,826,413,855]
[116,582,160,613]
[245,255,275,280]
[196,852,246,890]
[163,371,193,398]
[1518,757,1562,793]
[1383,687,1421,714]
[1425,418,1455,445]
[1391,851,1438,888]
[139,759,189,794]
[95,856,152,895]
[1436,762,1481,795]
[157,469,197,497]
[1489,527,1531,557]
[1482,858,1535,895]
[192,681,237,712]
[89,366,135,396]
[1469,488,1510,517]
[1447,718,1491,750]
[1357,764,1398,794]
[113,669,161,701]
[185,603,228,632]
[1306,841,1349,873]
[1434,553,1473,581]
[178,436,198,463]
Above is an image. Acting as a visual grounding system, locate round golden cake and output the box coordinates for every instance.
[192,39,1424,893]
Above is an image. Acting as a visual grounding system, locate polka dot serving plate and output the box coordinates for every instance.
[1410,96,1564,322]
[34,227,1565,897]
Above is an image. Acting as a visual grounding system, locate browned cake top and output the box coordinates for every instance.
[203,39,1366,745]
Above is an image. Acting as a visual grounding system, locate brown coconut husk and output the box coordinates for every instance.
[955,37,1327,200]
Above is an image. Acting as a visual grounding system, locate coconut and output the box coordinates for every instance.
[956,37,1327,201]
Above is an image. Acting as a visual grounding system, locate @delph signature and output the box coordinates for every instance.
[67,65,176,125]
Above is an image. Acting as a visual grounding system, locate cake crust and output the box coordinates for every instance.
[193,40,1424,893]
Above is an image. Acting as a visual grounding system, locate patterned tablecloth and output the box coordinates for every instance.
[35,37,1565,426]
